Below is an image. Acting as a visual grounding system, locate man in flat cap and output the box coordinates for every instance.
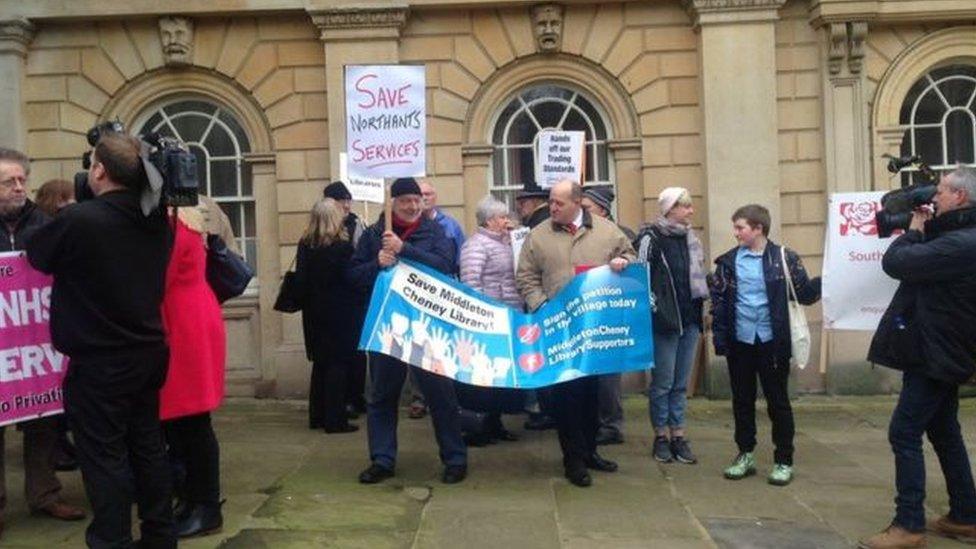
[347,177,467,485]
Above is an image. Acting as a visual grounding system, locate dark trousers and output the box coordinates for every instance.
[64,349,175,549]
[889,370,976,532]
[346,351,368,411]
[366,353,466,470]
[552,376,600,472]
[0,417,63,517]
[309,353,351,431]
[727,340,794,466]
[164,413,220,505]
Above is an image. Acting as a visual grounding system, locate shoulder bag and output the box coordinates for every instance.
[781,246,811,369]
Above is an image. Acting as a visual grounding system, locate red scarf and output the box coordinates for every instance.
[391,214,422,241]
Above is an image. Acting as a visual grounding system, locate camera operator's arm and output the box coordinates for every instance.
[25,212,73,274]
[882,226,976,283]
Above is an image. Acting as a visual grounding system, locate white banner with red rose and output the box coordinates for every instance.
[822,191,900,331]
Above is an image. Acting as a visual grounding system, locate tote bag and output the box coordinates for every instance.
[781,246,811,369]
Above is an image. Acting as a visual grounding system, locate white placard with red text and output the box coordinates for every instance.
[822,191,900,331]
[345,65,426,179]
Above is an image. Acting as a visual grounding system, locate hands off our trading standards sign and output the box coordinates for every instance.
[534,130,585,188]
[339,153,385,204]
[0,252,67,426]
[345,65,426,179]
[359,259,653,389]
[822,191,899,330]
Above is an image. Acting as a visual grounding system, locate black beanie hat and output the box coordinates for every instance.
[323,181,353,201]
[391,177,422,198]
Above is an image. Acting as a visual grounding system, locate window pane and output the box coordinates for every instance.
[170,113,209,143]
[940,78,976,109]
[189,145,208,195]
[531,100,568,130]
[507,112,537,145]
[219,202,241,236]
[218,109,250,152]
[156,123,176,139]
[562,108,591,139]
[520,85,573,104]
[165,100,217,117]
[140,113,163,135]
[595,143,609,181]
[492,99,520,144]
[913,127,944,166]
[945,110,975,165]
[244,238,257,271]
[491,149,506,188]
[931,64,976,82]
[508,147,535,187]
[575,96,608,139]
[900,78,930,124]
[210,160,238,197]
[241,163,253,196]
[244,202,256,237]
[203,124,236,157]
[914,91,946,125]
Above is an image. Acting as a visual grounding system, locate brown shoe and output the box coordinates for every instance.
[858,525,926,548]
[33,501,87,521]
[927,515,976,541]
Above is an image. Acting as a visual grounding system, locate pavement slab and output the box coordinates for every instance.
[2,394,976,548]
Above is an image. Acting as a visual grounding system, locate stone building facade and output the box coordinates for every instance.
[0,0,973,397]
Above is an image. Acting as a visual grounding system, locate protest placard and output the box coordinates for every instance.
[359,259,653,388]
[510,226,530,273]
[339,152,385,204]
[822,191,899,330]
[345,64,426,179]
[0,252,66,426]
[534,130,585,188]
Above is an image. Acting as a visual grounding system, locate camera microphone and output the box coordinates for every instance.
[884,154,921,174]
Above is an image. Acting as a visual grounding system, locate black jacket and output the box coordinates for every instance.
[868,207,976,384]
[296,239,358,362]
[635,225,703,335]
[0,200,49,253]
[524,204,550,229]
[27,191,171,360]
[709,242,821,364]
[347,214,455,297]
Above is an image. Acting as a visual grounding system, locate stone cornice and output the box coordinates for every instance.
[309,6,408,42]
[809,0,976,26]
[682,0,787,26]
[0,18,35,57]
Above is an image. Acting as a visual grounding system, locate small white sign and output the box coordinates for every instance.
[339,153,384,204]
[345,64,426,179]
[822,191,899,331]
[534,130,585,188]
[510,226,530,274]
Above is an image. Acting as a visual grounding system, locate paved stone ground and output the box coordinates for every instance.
[2,395,976,548]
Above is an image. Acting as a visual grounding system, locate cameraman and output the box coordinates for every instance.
[860,166,976,549]
[26,133,175,548]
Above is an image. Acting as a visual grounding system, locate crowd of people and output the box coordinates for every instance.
[0,132,974,548]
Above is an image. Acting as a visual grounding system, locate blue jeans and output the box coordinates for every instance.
[649,326,700,432]
[366,353,467,470]
[889,370,976,532]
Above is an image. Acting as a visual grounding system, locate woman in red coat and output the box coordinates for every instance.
[160,206,227,538]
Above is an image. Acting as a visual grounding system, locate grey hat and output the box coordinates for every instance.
[583,186,614,213]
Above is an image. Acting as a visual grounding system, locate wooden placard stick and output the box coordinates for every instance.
[384,178,393,233]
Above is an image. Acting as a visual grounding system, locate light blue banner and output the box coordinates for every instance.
[358,259,654,389]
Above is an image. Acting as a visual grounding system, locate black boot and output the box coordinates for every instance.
[175,501,223,538]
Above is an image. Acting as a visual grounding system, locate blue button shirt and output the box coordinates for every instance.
[734,247,773,344]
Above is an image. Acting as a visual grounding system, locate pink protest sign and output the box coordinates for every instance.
[0,252,66,426]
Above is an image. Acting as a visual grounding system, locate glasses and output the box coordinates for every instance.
[0,177,26,189]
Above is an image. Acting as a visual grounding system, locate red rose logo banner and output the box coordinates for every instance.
[838,201,881,237]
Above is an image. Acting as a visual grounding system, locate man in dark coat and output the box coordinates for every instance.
[0,149,86,541]
[860,167,976,549]
[348,177,467,485]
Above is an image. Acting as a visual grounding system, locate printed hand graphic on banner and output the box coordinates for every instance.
[378,323,395,354]
[426,325,459,377]
[470,348,495,387]
[492,357,513,381]
[453,332,478,371]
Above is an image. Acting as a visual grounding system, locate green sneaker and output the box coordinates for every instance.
[767,463,793,486]
[723,452,756,480]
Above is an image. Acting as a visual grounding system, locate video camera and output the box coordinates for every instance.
[875,154,938,238]
[74,120,199,211]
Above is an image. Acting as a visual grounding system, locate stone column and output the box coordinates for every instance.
[685,0,785,398]
[685,0,786,256]
[609,138,643,232]
[0,18,35,151]
[309,6,408,181]
[460,144,492,231]
[822,21,870,193]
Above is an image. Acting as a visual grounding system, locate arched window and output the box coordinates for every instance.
[490,84,612,207]
[899,64,976,185]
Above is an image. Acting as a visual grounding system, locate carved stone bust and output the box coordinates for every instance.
[531,4,563,53]
[159,16,193,66]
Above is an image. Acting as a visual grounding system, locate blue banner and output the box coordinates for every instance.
[358,260,653,388]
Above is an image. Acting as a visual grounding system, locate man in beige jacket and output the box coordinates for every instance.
[516,179,636,487]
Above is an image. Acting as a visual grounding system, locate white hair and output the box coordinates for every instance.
[946,166,976,206]
[475,195,510,226]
